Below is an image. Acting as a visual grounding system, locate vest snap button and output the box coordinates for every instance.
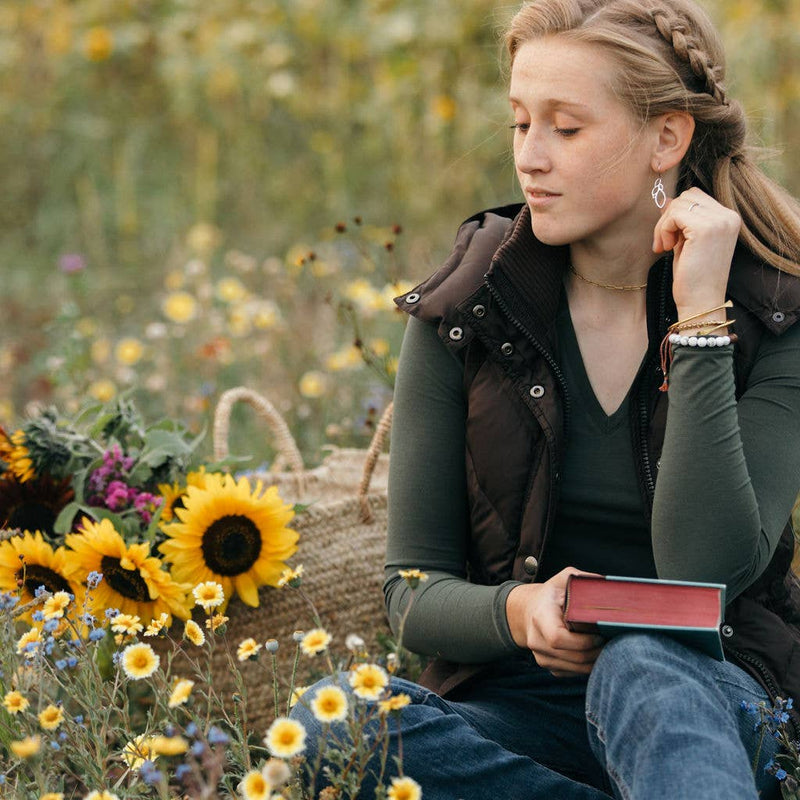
[529,385,545,399]
[772,311,786,323]
[448,327,464,341]
[472,304,486,318]
[501,342,514,356]
[721,624,734,638]
[405,292,420,304]
[523,556,539,576]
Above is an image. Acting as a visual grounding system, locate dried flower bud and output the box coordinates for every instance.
[265,638,279,653]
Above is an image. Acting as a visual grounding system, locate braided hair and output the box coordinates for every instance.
[505,0,800,277]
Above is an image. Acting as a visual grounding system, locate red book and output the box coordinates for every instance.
[563,574,726,660]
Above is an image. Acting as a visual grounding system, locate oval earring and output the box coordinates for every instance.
[651,176,667,209]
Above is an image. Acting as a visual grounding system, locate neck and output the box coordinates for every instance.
[568,236,657,290]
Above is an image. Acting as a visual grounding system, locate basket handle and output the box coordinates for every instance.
[358,402,393,523]
[213,387,306,476]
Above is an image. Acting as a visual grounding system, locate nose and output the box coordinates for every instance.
[514,128,551,174]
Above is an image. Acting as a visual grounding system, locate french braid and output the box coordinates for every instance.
[651,9,727,106]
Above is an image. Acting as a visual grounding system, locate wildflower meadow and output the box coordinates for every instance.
[2,0,800,798]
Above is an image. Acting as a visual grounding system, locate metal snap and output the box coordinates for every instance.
[721,624,734,638]
[501,342,514,356]
[523,556,539,576]
[529,385,545,399]
[472,304,486,318]
[405,292,420,304]
[772,311,786,323]
[448,327,464,342]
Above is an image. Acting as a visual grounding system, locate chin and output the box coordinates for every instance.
[528,217,574,247]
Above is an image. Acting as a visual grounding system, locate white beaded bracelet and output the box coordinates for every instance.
[668,333,732,348]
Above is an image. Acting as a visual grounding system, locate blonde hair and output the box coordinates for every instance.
[506,0,800,277]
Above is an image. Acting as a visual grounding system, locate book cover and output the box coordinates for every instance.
[563,574,726,661]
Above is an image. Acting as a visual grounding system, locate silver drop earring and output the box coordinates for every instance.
[651,175,667,209]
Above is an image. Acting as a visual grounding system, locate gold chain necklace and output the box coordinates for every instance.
[568,264,647,292]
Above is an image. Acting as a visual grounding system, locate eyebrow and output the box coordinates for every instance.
[508,96,591,111]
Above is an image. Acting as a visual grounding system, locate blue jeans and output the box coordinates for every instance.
[291,633,780,799]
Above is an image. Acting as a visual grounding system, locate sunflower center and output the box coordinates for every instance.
[100,556,151,601]
[17,565,71,598]
[8,503,58,539]
[201,515,262,576]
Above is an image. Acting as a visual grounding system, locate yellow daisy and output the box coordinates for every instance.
[64,518,191,623]
[168,678,194,708]
[398,569,429,589]
[10,735,41,758]
[17,626,41,657]
[42,590,72,620]
[144,612,170,637]
[122,734,155,770]
[192,580,225,611]
[239,770,270,800]
[237,637,262,661]
[0,531,81,623]
[310,685,348,723]
[276,564,303,588]
[378,693,412,714]
[348,663,389,700]
[84,792,120,800]
[300,628,331,656]
[387,776,422,800]
[41,793,64,800]
[3,690,30,715]
[184,619,205,646]
[120,642,160,680]
[264,717,307,758]
[205,613,229,632]
[38,704,64,730]
[111,613,143,636]
[159,474,298,610]
[162,291,198,324]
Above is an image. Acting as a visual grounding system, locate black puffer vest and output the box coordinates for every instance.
[397,203,800,730]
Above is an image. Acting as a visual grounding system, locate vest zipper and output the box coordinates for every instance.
[484,277,570,564]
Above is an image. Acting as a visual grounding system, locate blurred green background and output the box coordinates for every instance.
[2,0,799,465]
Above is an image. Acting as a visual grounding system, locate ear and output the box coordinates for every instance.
[650,111,695,172]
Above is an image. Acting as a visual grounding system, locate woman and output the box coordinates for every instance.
[294,1,800,797]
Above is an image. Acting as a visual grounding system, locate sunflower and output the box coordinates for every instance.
[0,428,35,483]
[64,518,191,623]
[0,473,74,540]
[0,531,81,622]
[157,467,213,523]
[159,474,298,609]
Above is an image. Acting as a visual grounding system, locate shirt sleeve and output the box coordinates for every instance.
[383,315,521,662]
[651,320,800,600]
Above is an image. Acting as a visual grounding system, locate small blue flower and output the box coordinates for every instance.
[776,769,788,781]
[68,637,81,648]
[164,723,177,737]
[140,760,163,786]
[175,763,191,781]
[55,659,67,670]
[0,774,5,785]
[112,651,122,666]
[89,628,106,642]
[44,639,55,655]
[74,715,83,725]
[185,722,198,738]
[50,740,61,751]
[59,731,67,740]
[43,619,59,633]
[87,571,103,588]
[34,585,48,599]
[207,726,229,746]
[67,656,78,668]
[105,608,120,619]
[190,740,206,757]
[32,610,44,622]
[81,613,96,626]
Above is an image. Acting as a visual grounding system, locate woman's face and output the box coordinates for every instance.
[510,36,661,249]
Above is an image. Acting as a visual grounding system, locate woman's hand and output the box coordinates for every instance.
[652,187,741,323]
[505,567,604,677]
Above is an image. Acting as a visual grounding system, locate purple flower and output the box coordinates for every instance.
[58,253,86,274]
